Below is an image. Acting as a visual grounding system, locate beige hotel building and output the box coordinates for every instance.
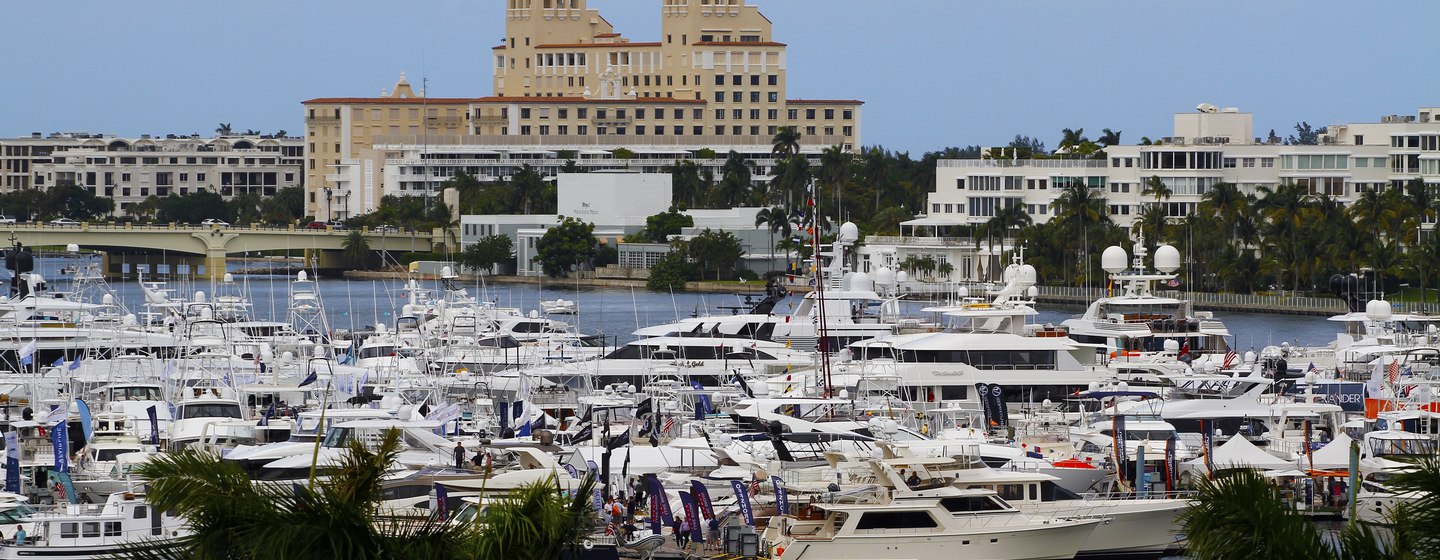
[303,0,862,219]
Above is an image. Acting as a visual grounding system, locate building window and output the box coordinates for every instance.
[788,109,798,120]
[750,92,760,103]
[715,109,725,120]
[714,91,725,102]
[732,109,742,119]
[715,126,725,135]
[732,75,742,86]
[806,109,816,120]
[768,75,778,86]
[843,126,852,136]
[731,92,742,102]
[750,109,760,120]
[635,109,645,119]
[715,75,724,86]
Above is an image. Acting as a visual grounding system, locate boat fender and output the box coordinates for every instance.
[582,539,594,550]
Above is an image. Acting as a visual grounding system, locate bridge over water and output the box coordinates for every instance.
[0,223,448,279]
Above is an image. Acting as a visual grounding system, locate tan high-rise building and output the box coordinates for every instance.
[304,0,862,219]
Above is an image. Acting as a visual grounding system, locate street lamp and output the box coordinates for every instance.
[323,187,333,223]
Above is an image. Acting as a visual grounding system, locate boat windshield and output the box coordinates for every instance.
[1369,436,1437,457]
[179,403,243,420]
[0,503,36,524]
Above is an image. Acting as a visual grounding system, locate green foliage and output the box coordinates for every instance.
[122,428,599,560]
[630,210,694,243]
[646,248,698,291]
[459,235,514,273]
[0,181,111,221]
[611,147,636,160]
[687,228,744,280]
[157,191,228,224]
[1287,121,1323,145]
[342,230,373,266]
[397,251,445,264]
[694,148,717,159]
[262,186,306,224]
[1181,457,1440,560]
[533,217,598,277]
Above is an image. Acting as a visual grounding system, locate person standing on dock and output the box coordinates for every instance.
[453,441,465,470]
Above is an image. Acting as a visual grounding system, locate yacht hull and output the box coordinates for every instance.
[775,518,1099,560]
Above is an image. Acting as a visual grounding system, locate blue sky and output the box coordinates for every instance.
[2,1,1435,154]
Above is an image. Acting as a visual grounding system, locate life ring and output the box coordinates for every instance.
[776,546,786,556]
[582,539,595,550]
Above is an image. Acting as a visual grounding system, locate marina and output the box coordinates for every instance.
[0,231,1425,559]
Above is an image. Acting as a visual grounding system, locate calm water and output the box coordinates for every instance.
[28,254,1344,347]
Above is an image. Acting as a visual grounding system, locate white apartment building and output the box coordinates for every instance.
[0,133,304,217]
[860,106,1440,284]
[927,106,1440,228]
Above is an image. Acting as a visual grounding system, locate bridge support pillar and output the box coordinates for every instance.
[191,232,239,281]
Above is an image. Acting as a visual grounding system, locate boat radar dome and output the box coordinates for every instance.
[895,270,908,283]
[440,266,455,278]
[850,271,873,292]
[224,273,235,283]
[102,294,114,305]
[1154,245,1181,273]
[1163,339,1180,352]
[838,222,859,243]
[1019,264,1038,284]
[1366,299,1393,322]
[1101,246,1128,273]
[873,266,895,286]
[66,244,79,253]
[957,286,969,298]
[297,270,308,282]
[194,291,206,303]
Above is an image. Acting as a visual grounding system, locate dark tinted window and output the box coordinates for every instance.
[855,510,938,529]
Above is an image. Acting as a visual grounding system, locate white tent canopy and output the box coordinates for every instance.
[1294,432,1354,471]
[1185,436,1291,471]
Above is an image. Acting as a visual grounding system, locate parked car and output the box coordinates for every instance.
[201,219,230,227]
[49,218,80,226]
[306,221,328,229]
[0,216,15,225]
[373,224,399,233]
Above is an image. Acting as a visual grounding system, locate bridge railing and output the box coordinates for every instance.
[6,222,432,236]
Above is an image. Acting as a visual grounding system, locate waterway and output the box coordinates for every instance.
[30,255,1343,347]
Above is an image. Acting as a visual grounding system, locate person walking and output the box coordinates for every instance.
[677,515,691,549]
[671,514,684,547]
[452,441,465,470]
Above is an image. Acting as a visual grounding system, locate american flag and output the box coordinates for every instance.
[663,416,676,434]
[605,521,616,535]
[1222,349,1238,369]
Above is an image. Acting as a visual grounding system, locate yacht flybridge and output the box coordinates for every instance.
[1063,232,1231,359]
[633,222,928,352]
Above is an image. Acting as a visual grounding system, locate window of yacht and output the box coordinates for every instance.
[82,522,101,538]
[103,522,122,536]
[855,510,940,530]
[178,403,242,419]
[938,496,1007,513]
[1369,436,1437,457]
[61,522,79,538]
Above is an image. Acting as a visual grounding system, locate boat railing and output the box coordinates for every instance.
[1078,490,1199,501]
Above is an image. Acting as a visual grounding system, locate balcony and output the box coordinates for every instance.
[867,235,975,248]
[937,159,1108,169]
[373,133,852,149]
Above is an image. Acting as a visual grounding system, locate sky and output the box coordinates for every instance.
[2,1,1436,154]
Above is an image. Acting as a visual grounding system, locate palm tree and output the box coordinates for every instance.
[1256,183,1312,292]
[1181,457,1440,560]
[125,429,470,559]
[819,145,852,220]
[981,204,1032,252]
[1051,180,1108,287]
[771,126,802,159]
[215,123,232,136]
[770,155,811,209]
[1142,176,1173,204]
[471,474,601,560]
[1058,127,1086,152]
[717,151,754,207]
[665,160,702,209]
[1137,204,1170,245]
[755,207,791,272]
[1098,128,1122,147]
[342,230,372,266]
